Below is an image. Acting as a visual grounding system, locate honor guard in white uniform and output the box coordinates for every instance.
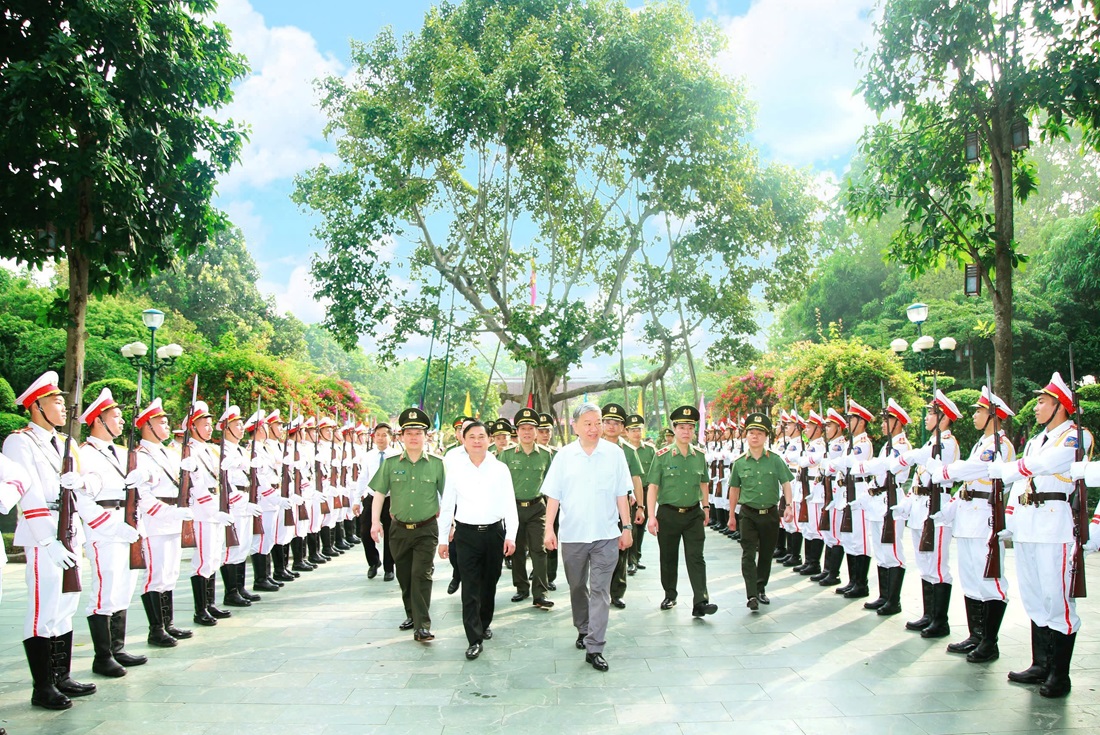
[798,411,830,578]
[263,410,299,583]
[778,413,805,567]
[1,455,34,603]
[828,399,877,599]
[996,372,1093,698]
[131,398,195,647]
[246,410,292,593]
[74,389,145,678]
[302,417,330,566]
[850,398,912,616]
[314,416,341,559]
[815,409,848,587]
[285,416,316,573]
[3,371,97,709]
[888,390,962,639]
[216,405,262,608]
[930,387,1015,662]
[179,400,234,626]
[357,422,398,580]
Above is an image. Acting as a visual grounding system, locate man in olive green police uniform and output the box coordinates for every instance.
[602,403,645,609]
[646,405,718,617]
[369,408,445,641]
[662,428,675,447]
[728,412,795,611]
[490,419,513,456]
[624,414,654,575]
[499,408,555,608]
[537,412,559,590]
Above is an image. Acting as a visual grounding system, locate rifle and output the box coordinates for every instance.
[879,380,898,545]
[329,417,341,510]
[918,375,943,552]
[177,375,198,548]
[1068,345,1088,598]
[351,421,361,485]
[839,389,856,534]
[983,364,1006,580]
[125,369,146,570]
[818,399,832,532]
[797,407,810,524]
[294,415,308,521]
[280,402,296,526]
[58,372,83,594]
[218,390,240,548]
[248,396,263,536]
[314,411,330,515]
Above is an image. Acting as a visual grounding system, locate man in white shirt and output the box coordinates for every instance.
[437,420,518,660]
[542,403,634,672]
[355,422,397,580]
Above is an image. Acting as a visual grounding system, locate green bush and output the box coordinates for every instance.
[945,388,982,455]
[0,376,16,413]
[83,378,139,425]
[0,411,27,444]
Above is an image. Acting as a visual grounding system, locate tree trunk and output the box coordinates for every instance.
[989,124,1015,407]
[528,365,560,422]
[65,245,90,406]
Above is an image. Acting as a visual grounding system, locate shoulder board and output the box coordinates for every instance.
[693,443,706,453]
[656,446,672,457]
[642,441,656,449]
[10,426,31,435]
[426,451,444,460]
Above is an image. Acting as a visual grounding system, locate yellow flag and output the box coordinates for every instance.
[636,390,644,416]
[463,391,472,416]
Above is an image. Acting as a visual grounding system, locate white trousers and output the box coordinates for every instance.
[224,515,254,565]
[83,539,138,615]
[868,519,907,569]
[142,534,183,593]
[955,536,1009,602]
[911,526,953,584]
[23,546,80,638]
[191,520,225,577]
[1015,541,1080,635]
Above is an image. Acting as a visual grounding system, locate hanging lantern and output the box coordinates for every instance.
[1010,119,1030,151]
[964,131,980,163]
[964,263,981,296]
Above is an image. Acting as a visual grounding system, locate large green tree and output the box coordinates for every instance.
[294,0,817,412]
[847,0,1100,406]
[0,0,247,397]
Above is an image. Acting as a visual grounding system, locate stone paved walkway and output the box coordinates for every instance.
[1,532,1097,734]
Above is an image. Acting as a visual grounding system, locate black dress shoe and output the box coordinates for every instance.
[585,652,609,671]
[447,579,460,595]
[746,597,759,611]
[533,597,554,609]
[627,563,637,576]
[413,628,435,642]
[465,642,483,660]
[635,563,646,570]
[483,628,493,640]
[383,571,395,582]
[398,618,415,631]
[367,564,379,579]
[691,602,718,617]
[758,592,770,605]
[660,598,676,610]
[547,582,557,591]
[512,592,531,603]
[610,598,626,609]
[576,633,586,650]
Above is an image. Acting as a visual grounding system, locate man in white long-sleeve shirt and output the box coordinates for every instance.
[437,420,518,660]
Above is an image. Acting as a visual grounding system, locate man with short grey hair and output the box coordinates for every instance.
[542,403,634,672]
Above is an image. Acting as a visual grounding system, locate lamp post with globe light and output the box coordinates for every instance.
[120,309,184,399]
[890,303,956,443]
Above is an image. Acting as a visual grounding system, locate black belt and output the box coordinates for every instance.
[962,491,991,501]
[158,497,180,506]
[743,505,775,515]
[456,520,504,532]
[517,498,544,508]
[915,487,931,496]
[394,517,436,530]
[1023,492,1068,506]
[96,500,124,509]
[666,504,700,514]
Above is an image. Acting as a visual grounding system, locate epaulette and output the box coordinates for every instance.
[426,450,444,460]
[656,446,672,457]
[10,426,31,435]
[642,441,656,448]
[693,443,706,453]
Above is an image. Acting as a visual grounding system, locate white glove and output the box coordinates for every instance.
[925,458,943,478]
[221,455,244,473]
[113,524,140,544]
[42,539,79,569]
[179,456,200,472]
[987,462,1005,480]
[125,468,152,487]
[832,455,851,471]
[278,497,293,510]
[214,511,234,526]
[290,493,304,506]
[890,496,912,521]
[331,457,342,468]
[997,528,1013,541]
[798,455,811,468]
[250,456,267,469]
[246,502,262,517]
[172,507,195,522]
[1070,461,1088,481]
[60,471,85,490]
[1085,534,1099,554]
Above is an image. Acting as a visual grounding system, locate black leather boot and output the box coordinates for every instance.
[799,539,823,576]
[334,523,352,551]
[877,567,904,616]
[292,537,315,571]
[265,552,284,586]
[142,592,178,647]
[968,599,1006,663]
[816,545,844,585]
[1039,631,1075,698]
[109,611,147,667]
[307,533,327,564]
[921,583,952,638]
[235,561,261,601]
[346,519,361,544]
[192,575,217,626]
[843,556,871,598]
[947,597,983,653]
[53,632,96,697]
[783,532,803,567]
[273,545,296,581]
[1008,623,1053,684]
[253,554,280,591]
[835,554,856,595]
[906,579,934,630]
[864,566,889,610]
[220,565,251,607]
[88,615,127,677]
[163,590,193,638]
[206,574,233,618]
[320,527,337,557]
[774,528,789,561]
[25,637,71,710]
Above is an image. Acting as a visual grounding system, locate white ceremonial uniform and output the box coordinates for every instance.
[1,455,35,603]
[1000,420,1092,635]
[135,439,188,593]
[891,431,961,585]
[250,442,287,555]
[799,436,827,540]
[835,432,874,557]
[854,434,911,569]
[820,436,848,548]
[219,442,255,566]
[2,424,84,638]
[77,436,140,615]
[781,438,801,534]
[186,441,226,578]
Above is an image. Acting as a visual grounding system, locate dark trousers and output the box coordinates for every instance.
[512,500,548,597]
[630,505,648,564]
[388,520,438,629]
[361,495,393,572]
[454,521,505,644]
[546,514,560,583]
[656,505,709,604]
[738,506,780,598]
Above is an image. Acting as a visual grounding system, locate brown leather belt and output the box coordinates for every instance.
[394,517,436,530]
[517,499,544,507]
[96,500,124,509]
[1023,492,1068,505]
[915,487,931,496]
[963,491,991,501]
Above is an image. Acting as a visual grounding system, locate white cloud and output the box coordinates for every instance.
[212,0,345,192]
[258,264,330,323]
[715,0,879,167]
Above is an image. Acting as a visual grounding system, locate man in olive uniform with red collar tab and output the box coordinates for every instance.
[601,403,645,609]
[727,412,795,611]
[499,408,555,608]
[646,405,716,617]
[624,413,655,574]
[536,412,560,590]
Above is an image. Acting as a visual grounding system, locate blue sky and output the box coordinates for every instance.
[209,0,878,369]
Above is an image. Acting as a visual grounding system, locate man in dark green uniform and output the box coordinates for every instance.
[536,412,559,590]
[727,412,795,611]
[499,407,555,608]
[662,427,675,447]
[646,405,717,617]
[624,414,654,575]
[490,419,513,456]
[601,403,645,609]
[369,407,445,641]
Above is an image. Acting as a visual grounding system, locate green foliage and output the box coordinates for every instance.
[83,378,138,424]
[0,412,26,444]
[944,389,982,455]
[713,370,779,420]
[403,359,500,425]
[0,375,16,414]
